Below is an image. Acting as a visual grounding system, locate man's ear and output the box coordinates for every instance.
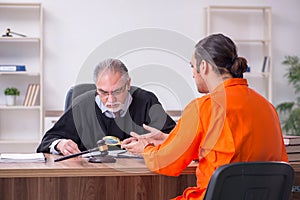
[127,78,131,90]
[196,60,204,73]
[201,60,209,74]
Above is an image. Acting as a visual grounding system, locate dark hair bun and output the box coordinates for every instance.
[230,57,248,78]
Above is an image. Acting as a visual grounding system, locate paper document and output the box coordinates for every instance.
[0,153,46,163]
[82,150,142,159]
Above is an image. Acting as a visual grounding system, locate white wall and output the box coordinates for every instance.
[5,0,300,112]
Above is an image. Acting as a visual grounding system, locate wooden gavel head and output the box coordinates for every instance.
[2,28,26,37]
[2,28,12,37]
[88,139,116,163]
[97,140,108,156]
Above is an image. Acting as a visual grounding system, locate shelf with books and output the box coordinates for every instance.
[0,42,41,72]
[204,5,272,101]
[0,76,40,106]
[0,3,43,153]
[0,65,26,72]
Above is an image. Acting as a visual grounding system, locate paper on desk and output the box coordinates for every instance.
[109,150,142,158]
[0,153,46,162]
[82,150,142,159]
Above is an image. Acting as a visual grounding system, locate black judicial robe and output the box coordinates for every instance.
[36,86,176,152]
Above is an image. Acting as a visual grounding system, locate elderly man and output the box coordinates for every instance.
[37,58,176,155]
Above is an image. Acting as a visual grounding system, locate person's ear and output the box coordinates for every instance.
[127,78,131,90]
[196,60,204,73]
[202,60,210,74]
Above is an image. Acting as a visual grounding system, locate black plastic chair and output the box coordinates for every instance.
[203,162,295,200]
[64,83,96,111]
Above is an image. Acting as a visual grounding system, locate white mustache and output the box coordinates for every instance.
[105,102,122,107]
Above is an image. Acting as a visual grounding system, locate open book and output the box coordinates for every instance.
[0,153,46,163]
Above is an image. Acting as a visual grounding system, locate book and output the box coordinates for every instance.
[27,84,37,106]
[261,56,269,72]
[283,135,300,146]
[0,65,26,72]
[23,83,40,106]
[31,84,40,106]
[23,84,33,106]
[0,153,46,163]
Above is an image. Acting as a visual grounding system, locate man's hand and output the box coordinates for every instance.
[138,124,168,146]
[121,133,148,155]
[56,139,81,156]
[121,124,168,154]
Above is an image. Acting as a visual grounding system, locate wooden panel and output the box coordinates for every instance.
[0,154,197,199]
[0,154,197,178]
[0,175,196,200]
[3,155,300,200]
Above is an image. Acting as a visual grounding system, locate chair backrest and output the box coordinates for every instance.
[203,162,295,200]
[64,83,96,111]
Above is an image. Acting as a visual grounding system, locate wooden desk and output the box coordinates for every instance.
[0,154,197,200]
[291,162,300,200]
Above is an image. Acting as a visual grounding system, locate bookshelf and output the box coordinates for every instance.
[0,3,43,153]
[204,6,272,101]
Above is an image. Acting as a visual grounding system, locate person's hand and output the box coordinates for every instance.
[121,124,168,154]
[138,124,168,146]
[56,139,81,156]
[122,136,138,146]
[121,133,148,155]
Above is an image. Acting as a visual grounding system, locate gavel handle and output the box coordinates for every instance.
[54,151,88,162]
[54,147,98,162]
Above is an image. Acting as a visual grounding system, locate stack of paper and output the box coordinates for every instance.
[0,153,46,163]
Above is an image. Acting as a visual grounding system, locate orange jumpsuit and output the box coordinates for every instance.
[142,78,288,200]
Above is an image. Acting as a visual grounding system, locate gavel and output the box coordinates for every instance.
[54,139,115,162]
[2,28,26,37]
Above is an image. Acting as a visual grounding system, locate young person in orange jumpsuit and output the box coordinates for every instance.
[122,33,288,200]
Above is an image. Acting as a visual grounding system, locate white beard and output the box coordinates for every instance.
[105,102,124,113]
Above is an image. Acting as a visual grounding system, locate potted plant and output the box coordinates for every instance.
[4,87,20,106]
[276,56,300,135]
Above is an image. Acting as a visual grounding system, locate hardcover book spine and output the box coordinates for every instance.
[0,65,26,71]
[261,56,269,73]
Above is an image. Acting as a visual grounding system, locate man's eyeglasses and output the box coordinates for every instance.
[98,83,127,97]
